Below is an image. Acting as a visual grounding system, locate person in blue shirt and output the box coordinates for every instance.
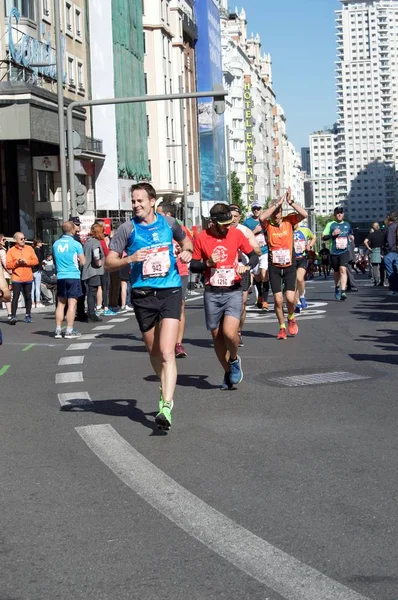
[243,202,270,310]
[322,206,354,301]
[53,221,86,339]
[106,182,193,431]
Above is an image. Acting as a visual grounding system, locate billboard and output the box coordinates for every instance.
[195,0,227,203]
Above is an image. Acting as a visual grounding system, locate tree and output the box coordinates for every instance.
[230,171,245,213]
[315,213,334,232]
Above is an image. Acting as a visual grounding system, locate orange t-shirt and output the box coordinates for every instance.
[263,214,300,267]
[6,245,39,282]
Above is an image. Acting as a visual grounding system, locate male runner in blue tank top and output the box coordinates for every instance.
[106,183,193,431]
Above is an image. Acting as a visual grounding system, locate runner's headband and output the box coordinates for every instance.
[211,211,233,225]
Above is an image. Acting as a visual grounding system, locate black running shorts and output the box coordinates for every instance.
[296,257,308,271]
[330,252,349,272]
[131,287,182,333]
[269,263,296,294]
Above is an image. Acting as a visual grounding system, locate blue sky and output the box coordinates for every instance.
[239,0,338,151]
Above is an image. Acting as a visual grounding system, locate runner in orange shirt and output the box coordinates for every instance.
[259,189,307,339]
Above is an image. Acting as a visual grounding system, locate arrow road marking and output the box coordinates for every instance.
[76,424,370,600]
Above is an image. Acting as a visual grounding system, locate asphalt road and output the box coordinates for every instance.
[0,276,397,600]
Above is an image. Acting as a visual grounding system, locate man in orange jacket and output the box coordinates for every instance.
[6,232,38,324]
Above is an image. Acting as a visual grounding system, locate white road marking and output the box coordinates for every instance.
[108,318,130,323]
[59,391,92,409]
[76,424,370,600]
[67,342,92,351]
[78,334,100,340]
[58,356,85,366]
[92,325,115,331]
[55,371,84,384]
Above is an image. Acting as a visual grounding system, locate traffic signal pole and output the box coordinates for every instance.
[66,87,227,220]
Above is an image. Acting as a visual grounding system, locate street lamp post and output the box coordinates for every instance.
[53,0,69,222]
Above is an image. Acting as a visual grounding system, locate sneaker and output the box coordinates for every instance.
[238,332,244,347]
[119,306,127,313]
[54,329,63,339]
[9,316,16,325]
[341,291,347,301]
[220,371,233,390]
[64,329,81,339]
[294,305,301,314]
[300,296,308,309]
[155,401,172,430]
[276,327,287,340]
[87,313,102,322]
[96,306,104,314]
[24,314,32,323]
[102,308,118,316]
[262,301,269,311]
[175,343,187,358]
[256,295,263,309]
[287,318,299,336]
[229,355,243,385]
[335,287,342,301]
[35,303,44,309]
[7,314,12,321]
[125,305,134,312]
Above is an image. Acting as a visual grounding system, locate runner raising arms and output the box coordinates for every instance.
[106,183,193,431]
[190,203,259,390]
[259,189,308,339]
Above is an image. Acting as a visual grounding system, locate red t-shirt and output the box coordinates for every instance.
[100,239,110,257]
[193,227,253,287]
[175,224,192,277]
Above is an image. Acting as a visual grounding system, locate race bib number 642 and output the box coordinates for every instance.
[142,246,170,278]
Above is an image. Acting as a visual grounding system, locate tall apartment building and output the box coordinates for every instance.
[0,0,96,240]
[301,147,311,175]
[309,127,338,215]
[336,0,398,226]
[89,0,148,220]
[142,0,200,225]
[220,5,279,207]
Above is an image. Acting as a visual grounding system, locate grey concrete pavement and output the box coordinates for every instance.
[0,277,397,600]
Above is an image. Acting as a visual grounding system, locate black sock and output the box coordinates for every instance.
[255,280,263,297]
[263,281,270,302]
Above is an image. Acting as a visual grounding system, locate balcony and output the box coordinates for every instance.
[86,136,103,153]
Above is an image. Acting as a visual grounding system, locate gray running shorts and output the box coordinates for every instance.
[204,290,243,331]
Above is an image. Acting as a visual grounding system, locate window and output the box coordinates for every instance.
[144,73,148,94]
[168,160,172,183]
[38,171,54,202]
[166,116,169,139]
[148,159,151,177]
[75,8,81,38]
[42,0,49,18]
[5,0,35,19]
[171,118,174,141]
[143,32,146,54]
[173,161,177,184]
[77,61,84,90]
[146,115,150,137]
[163,35,167,58]
[65,1,72,34]
[67,55,75,85]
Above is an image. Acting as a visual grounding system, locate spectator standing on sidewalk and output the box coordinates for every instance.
[364,222,384,286]
[0,234,12,319]
[32,238,45,308]
[81,223,104,322]
[0,263,11,344]
[6,232,38,324]
[383,213,398,293]
[53,221,85,339]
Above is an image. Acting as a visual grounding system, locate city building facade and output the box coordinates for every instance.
[0,0,97,241]
[309,127,338,216]
[335,0,398,227]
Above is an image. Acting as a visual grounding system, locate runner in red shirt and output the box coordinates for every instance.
[157,202,193,358]
[190,203,259,390]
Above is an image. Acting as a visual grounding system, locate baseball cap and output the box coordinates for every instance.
[210,206,233,225]
[229,204,242,214]
[252,202,262,209]
[70,216,81,225]
[334,206,344,214]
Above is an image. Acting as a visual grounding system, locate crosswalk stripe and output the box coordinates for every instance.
[76,424,369,600]
[58,356,85,366]
[58,391,92,410]
[67,343,92,351]
[56,371,84,384]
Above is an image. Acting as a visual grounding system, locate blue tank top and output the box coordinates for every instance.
[127,214,181,289]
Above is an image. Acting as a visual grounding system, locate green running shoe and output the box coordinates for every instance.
[159,387,164,412]
[155,401,173,431]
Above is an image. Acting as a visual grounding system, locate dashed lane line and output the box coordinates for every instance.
[67,343,92,351]
[92,325,115,331]
[59,391,92,410]
[0,365,11,377]
[107,317,130,323]
[55,371,84,384]
[77,424,370,600]
[78,334,101,341]
[58,356,85,366]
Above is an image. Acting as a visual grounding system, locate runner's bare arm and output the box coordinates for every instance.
[246,230,262,255]
[0,266,11,302]
[78,253,86,267]
[176,233,193,264]
[105,249,148,272]
[259,194,285,223]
